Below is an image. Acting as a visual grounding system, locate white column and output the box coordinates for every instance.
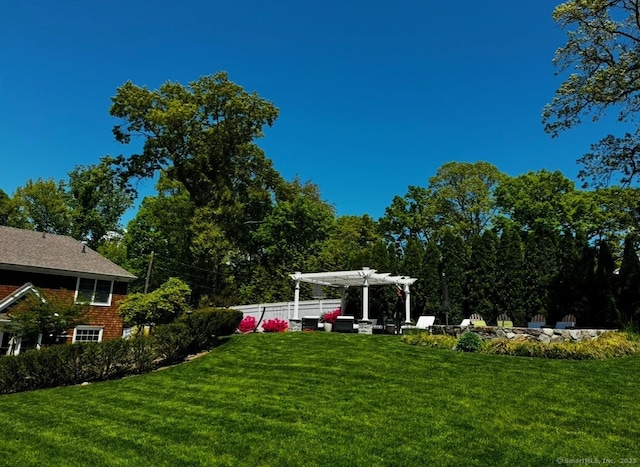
[404,284,411,323]
[339,287,347,313]
[293,277,301,319]
[362,278,369,321]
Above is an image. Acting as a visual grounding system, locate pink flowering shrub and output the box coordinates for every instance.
[262,318,289,333]
[238,316,257,333]
[321,308,341,324]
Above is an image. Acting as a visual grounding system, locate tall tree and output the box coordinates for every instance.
[544,1,640,187]
[110,72,283,213]
[466,230,498,322]
[617,234,640,328]
[11,178,73,234]
[67,157,134,248]
[495,224,526,326]
[428,161,505,241]
[522,227,560,320]
[438,230,469,324]
[590,241,619,327]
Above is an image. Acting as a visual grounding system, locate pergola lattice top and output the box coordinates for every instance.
[290,268,417,288]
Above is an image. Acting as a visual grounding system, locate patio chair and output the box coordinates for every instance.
[301,316,321,331]
[333,316,358,333]
[415,315,435,330]
[459,319,471,327]
[528,314,546,329]
[555,314,576,330]
[372,316,385,334]
[496,313,513,328]
[469,313,487,327]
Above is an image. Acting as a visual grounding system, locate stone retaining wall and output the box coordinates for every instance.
[429,325,612,343]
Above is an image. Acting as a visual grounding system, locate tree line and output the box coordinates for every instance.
[6,0,640,332]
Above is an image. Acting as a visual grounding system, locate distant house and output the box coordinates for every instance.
[0,226,136,354]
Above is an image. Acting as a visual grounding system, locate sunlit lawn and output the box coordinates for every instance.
[0,332,638,466]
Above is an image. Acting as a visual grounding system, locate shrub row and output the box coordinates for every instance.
[0,308,242,395]
[402,331,640,360]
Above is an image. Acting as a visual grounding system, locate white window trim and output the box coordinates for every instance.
[74,278,114,307]
[72,326,104,343]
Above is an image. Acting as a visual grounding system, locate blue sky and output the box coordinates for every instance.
[0,1,615,222]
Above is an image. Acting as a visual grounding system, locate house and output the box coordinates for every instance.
[0,226,136,354]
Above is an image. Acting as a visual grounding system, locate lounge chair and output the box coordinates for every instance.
[555,314,576,329]
[469,313,487,327]
[333,316,358,333]
[415,315,435,329]
[528,314,546,329]
[496,313,513,328]
[459,319,471,327]
[301,316,321,331]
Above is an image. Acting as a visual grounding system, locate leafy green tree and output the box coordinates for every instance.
[110,72,283,216]
[123,174,196,293]
[495,170,577,232]
[11,178,73,234]
[544,1,640,187]
[428,161,505,241]
[67,157,134,248]
[310,215,382,272]
[617,234,640,328]
[8,291,87,347]
[380,186,436,245]
[118,278,192,330]
[0,189,14,225]
[466,230,498,322]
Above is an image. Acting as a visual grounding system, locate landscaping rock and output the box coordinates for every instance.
[506,332,516,339]
[550,335,563,343]
[569,329,581,340]
[539,334,551,344]
[543,328,554,336]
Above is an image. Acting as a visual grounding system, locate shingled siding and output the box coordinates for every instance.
[0,270,128,342]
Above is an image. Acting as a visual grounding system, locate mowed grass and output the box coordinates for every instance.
[0,332,638,466]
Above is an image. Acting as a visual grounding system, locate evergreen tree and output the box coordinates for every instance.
[438,230,469,324]
[401,237,427,320]
[590,241,619,328]
[495,225,526,326]
[617,235,640,329]
[423,240,442,319]
[466,230,498,323]
[522,226,559,322]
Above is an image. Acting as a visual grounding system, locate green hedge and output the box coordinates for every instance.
[0,308,243,395]
[183,307,243,351]
[402,331,640,360]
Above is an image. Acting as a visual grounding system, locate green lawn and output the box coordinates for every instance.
[0,332,638,466]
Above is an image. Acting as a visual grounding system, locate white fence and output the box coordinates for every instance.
[230,299,342,323]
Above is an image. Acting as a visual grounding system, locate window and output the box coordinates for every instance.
[75,278,113,306]
[73,326,103,343]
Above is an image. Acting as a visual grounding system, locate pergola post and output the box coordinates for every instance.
[404,283,411,324]
[362,277,369,321]
[293,273,301,320]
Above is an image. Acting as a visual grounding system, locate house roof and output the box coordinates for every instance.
[0,226,137,282]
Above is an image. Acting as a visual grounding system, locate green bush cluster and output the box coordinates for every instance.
[0,308,242,395]
[455,332,484,352]
[400,333,457,349]
[483,332,640,360]
[402,330,640,360]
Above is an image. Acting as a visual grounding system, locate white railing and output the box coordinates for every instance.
[230,299,342,323]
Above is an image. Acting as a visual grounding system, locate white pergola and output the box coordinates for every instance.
[290,268,418,323]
